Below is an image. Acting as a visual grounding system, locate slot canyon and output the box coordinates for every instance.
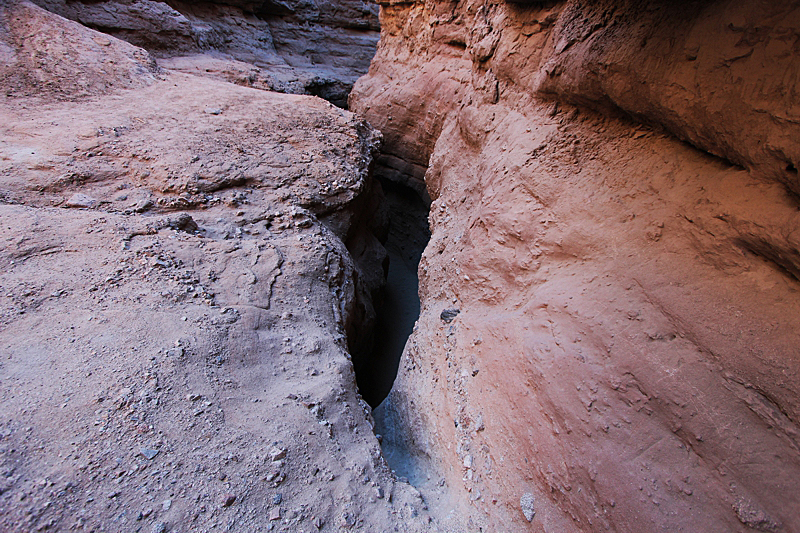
[1,1,799,532]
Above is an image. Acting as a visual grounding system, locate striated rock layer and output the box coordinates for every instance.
[0,3,434,532]
[351,1,800,532]
[30,0,381,107]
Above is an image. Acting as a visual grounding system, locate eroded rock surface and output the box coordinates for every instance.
[351,1,800,532]
[0,0,159,99]
[0,3,433,532]
[31,0,381,107]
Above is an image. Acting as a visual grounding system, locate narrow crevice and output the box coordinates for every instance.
[736,237,800,283]
[354,178,430,408]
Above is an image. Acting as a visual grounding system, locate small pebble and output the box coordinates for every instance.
[269,447,287,461]
[140,448,159,460]
[440,308,460,323]
[341,512,357,528]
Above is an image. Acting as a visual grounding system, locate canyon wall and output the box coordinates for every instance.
[31,0,381,106]
[351,1,800,532]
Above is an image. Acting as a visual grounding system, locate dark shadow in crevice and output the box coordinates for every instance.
[355,178,430,408]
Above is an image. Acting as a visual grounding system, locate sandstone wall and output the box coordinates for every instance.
[351,1,800,532]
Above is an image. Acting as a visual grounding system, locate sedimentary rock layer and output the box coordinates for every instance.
[351,1,800,532]
[30,0,381,106]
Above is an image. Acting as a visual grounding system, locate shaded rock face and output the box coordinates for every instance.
[30,0,380,107]
[0,2,435,532]
[351,1,800,532]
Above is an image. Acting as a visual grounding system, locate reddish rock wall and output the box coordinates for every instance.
[351,1,800,532]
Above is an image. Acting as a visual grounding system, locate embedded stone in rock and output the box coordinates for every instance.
[520,492,535,522]
[140,448,159,460]
[65,193,97,208]
[439,309,459,323]
[269,447,287,461]
[169,213,198,233]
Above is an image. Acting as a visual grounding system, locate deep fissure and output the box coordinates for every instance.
[354,178,431,409]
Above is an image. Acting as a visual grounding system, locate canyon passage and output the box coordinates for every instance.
[2,1,800,533]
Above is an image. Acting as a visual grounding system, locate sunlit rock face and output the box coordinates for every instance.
[351,1,800,532]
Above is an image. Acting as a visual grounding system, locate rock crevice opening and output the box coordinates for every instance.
[353,178,431,409]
